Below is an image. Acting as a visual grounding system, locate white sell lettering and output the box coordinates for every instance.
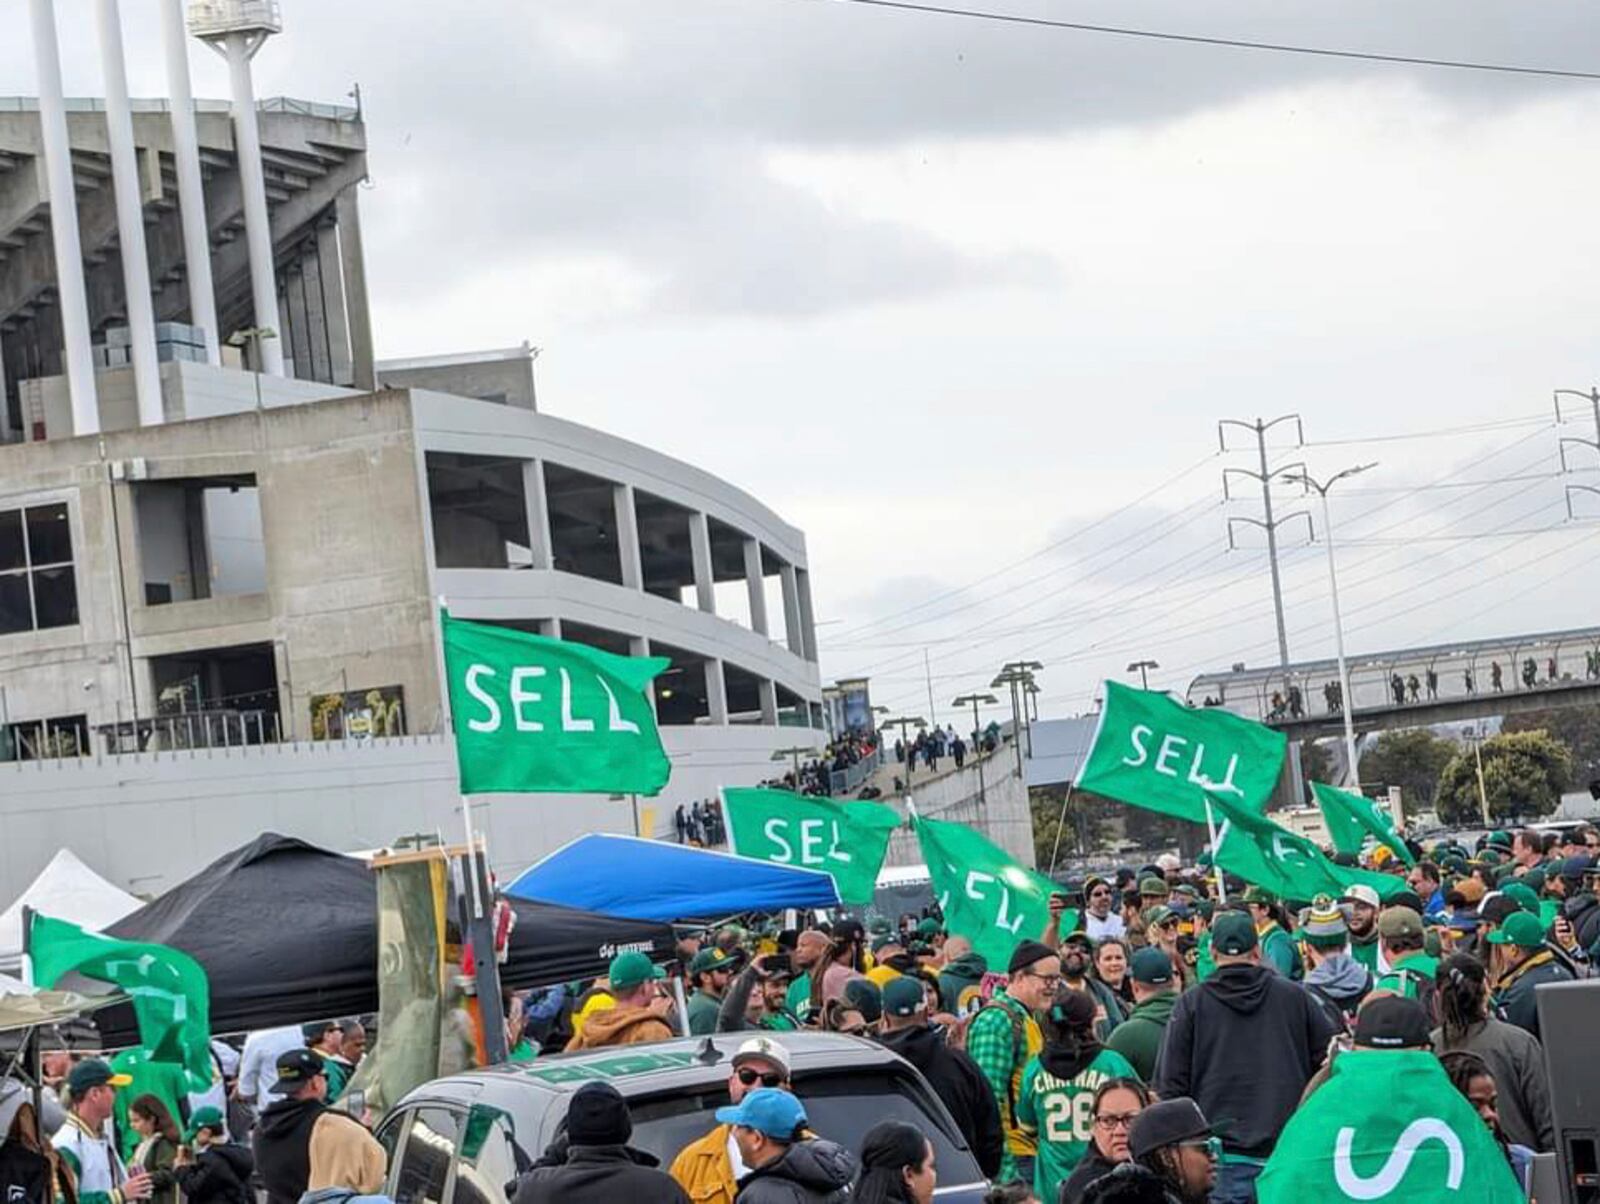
[1122,724,1153,768]
[799,819,826,865]
[559,668,595,732]
[599,677,640,734]
[763,818,794,863]
[1155,734,1187,777]
[826,821,853,865]
[465,665,501,733]
[1333,1119,1464,1199]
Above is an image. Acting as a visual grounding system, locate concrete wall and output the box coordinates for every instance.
[378,357,536,410]
[881,752,1037,871]
[0,723,807,903]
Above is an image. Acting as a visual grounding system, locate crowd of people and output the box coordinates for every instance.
[673,799,729,845]
[4,820,1595,1204]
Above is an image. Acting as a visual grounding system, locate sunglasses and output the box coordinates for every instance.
[1178,1136,1222,1160]
[736,1068,785,1088]
[1089,889,1113,899]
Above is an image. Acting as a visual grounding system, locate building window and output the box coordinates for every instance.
[1,714,88,762]
[0,502,78,635]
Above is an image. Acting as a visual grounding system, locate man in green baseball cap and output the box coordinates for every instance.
[566,950,673,1051]
[1243,886,1300,981]
[686,946,742,1035]
[1490,910,1574,1040]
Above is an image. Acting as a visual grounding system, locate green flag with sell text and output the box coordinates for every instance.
[1208,793,1409,903]
[1258,1049,1522,1204]
[724,788,901,905]
[1312,782,1416,867]
[1076,682,1286,822]
[28,912,212,1091]
[913,814,1075,969]
[442,610,672,795]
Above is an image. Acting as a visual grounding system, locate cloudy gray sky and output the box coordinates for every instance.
[11,0,1600,720]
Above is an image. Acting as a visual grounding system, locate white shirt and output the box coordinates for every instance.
[1084,911,1126,942]
[727,1129,749,1180]
[237,1026,304,1105]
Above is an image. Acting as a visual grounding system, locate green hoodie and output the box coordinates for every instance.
[1104,991,1177,1082]
[939,951,988,1014]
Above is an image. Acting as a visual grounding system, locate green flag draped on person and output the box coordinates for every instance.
[912,813,1075,968]
[1257,1049,1523,1203]
[441,609,672,795]
[1076,681,1287,822]
[27,912,212,1090]
[1207,794,1410,902]
[723,787,901,904]
[1312,781,1416,867]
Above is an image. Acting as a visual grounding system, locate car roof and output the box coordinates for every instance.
[406,1032,902,1102]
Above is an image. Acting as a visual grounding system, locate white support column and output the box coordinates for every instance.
[689,512,715,613]
[630,636,656,709]
[335,185,375,390]
[743,537,768,635]
[29,0,100,435]
[614,483,643,590]
[96,0,163,427]
[159,0,219,365]
[796,567,818,663]
[0,339,11,442]
[758,678,779,726]
[223,31,285,375]
[780,562,803,656]
[544,617,563,639]
[705,658,730,725]
[522,459,553,570]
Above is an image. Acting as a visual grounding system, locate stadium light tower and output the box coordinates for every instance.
[952,693,998,806]
[1281,463,1376,793]
[1127,659,1159,690]
[188,0,286,375]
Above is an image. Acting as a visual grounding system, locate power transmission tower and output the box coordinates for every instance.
[1219,415,1313,805]
[1555,387,1600,518]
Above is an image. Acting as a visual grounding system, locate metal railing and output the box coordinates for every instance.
[828,745,884,796]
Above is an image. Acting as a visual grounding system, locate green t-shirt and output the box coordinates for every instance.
[785,975,811,1019]
[1015,1047,1138,1204]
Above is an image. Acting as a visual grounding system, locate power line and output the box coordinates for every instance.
[823,0,1600,82]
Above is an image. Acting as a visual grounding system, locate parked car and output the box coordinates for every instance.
[374,1031,990,1203]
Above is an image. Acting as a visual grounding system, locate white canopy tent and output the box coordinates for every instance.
[0,849,141,975]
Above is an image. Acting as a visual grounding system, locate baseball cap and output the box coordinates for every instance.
[1139,876,1168,896]
[1560,854,1595,883]
[833,918,866,945]
[882,976,926,1019]
[916,917,943,938]
[301,1019,336,1043]
[1488,911,1546,948]
[1341,884,1382,910]
[1130,947,1175,986]
[67,1059,132,1095]
[1241,885,1276,905]
[269,1048,325,1095]
[1128,1098,1212,1160]
[1211,912,1258,956]
[1059,930,1096,951]
[1156,853,1182,873]
[689,947,738,976]
[1143,905,1176,928]
[1502,882,1540,912]
[715,1087,808,1140]
[1009,939,1058,974]
[1455,877,1487,905]
[1354,996,1432,1049]
[1485,830,1513,852]
[732,1035,792,1077]
[1376,907,1423,941]
[184,1105,226,1144]
[609,949,666,992]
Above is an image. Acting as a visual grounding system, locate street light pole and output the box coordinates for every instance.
[952,692,998,805]
[1127,659,1159,691]
[877,716,928,792]
[1281,463,1376,793]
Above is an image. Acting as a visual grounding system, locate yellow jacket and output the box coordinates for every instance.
[668,1123,736,1204]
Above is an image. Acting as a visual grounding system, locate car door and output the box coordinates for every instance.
[385,1104,465,1204]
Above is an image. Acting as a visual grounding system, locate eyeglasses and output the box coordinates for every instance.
[837,1024,867,1036]
[1177,1137,1222,1160]
[736,1068,785,1088]
[1095,1112,1141,1130]
[1089,889,1112,899]
[1021,971,1064,986]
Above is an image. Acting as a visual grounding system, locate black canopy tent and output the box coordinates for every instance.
[95,833,675,1045]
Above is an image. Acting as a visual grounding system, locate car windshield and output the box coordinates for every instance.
[617,1069,984,1188]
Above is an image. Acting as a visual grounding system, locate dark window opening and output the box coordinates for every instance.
[634,488,695,602]
[724,662,765,725]
[544,462,622,585]
[651,640,712,726]
[1,713,89,762]
[426,452,532,570]
[133,475,263,604]
[776,682,808,727]
[560,620,635,658]
[143,642,280,748]
[0,501,77,635]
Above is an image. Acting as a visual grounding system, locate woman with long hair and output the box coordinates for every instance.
[127,1095,181,1204]
[856,1120,936,1204]
[1093,939,1134,1011]
[1060,1078,1154,1203]
[1433,953,1553,1152]
[1015,989,1141,1204]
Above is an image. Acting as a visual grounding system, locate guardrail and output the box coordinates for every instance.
[829,745,884,796]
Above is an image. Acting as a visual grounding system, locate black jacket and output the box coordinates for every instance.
[1059,1147,1121,1203]
[878,1024,1003,1179]
[0,1143,53,1204]
[254,1096,326,1204]
[1564,893,1600,956]
[1153,962,1336,1159]
[735,1138,858,1203]
[512,1144,689,1204]
[166,1143,255,1204]
[1495,948,1575,1040]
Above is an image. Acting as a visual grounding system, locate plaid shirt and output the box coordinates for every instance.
[965,990,1042,1181]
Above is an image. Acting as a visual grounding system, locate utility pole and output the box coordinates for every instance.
[924,648,938,728]
[1221,415,1312,805]
[1466,727,1492,826]
[993,661,1042,777]
[1280,464,1377,792]
[952,693,997,805]
[878,716,927,791]
[1555,388,1600,519]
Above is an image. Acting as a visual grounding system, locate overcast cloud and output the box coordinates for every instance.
[8,0,1600,717]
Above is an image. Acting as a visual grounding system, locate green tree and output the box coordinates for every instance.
[1503,705,1600,786]
[1030,785,1113,871]
[1299,740,1333,792]
[1359,728,1456,815]
[1435,729,1573,825]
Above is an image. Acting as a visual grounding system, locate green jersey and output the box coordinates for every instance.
[1015,1048,1138,1204]
[785,975,811,1020]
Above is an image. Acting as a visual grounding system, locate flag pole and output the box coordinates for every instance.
[1204,796,1228,904]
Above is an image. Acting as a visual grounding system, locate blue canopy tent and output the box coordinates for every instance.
[505,834,841,923]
